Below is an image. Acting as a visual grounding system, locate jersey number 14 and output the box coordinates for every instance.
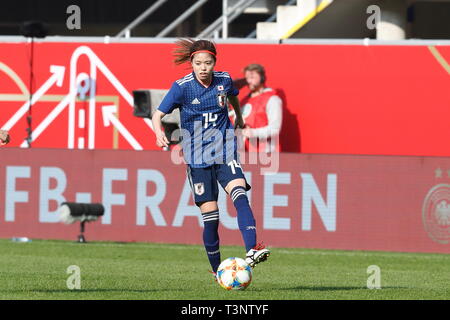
[227,159,241,175]
[202,112,218,128]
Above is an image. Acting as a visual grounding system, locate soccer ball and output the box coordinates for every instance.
[216,257,252,290]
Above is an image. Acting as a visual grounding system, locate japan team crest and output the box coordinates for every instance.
[194,182,205,195]
[217,85,227,107]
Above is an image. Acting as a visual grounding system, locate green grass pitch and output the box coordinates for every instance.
[0,239,448,300]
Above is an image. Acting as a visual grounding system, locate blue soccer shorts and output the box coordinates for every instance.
[187,161,251,206]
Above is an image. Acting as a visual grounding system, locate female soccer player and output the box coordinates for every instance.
[151,39,270,278]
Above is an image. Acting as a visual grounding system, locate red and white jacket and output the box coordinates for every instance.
[238,88,282,153]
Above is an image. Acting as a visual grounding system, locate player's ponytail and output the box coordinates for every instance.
[173,38,217,65]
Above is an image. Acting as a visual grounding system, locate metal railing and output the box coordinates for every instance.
[115,0,168,38]
[197,0,260,38]
[246,0,298,38]
[115,0,271,39]
[156,0,210,37]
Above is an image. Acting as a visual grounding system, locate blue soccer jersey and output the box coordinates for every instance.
[158,71,239,168]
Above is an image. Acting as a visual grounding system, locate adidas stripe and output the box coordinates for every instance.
[176,74,194,85]
[231,187,246,202]
[202,210,219,222]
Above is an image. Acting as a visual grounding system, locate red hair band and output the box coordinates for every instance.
[190,50,216,58]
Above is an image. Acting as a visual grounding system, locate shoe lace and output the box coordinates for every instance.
[253,242,266,250]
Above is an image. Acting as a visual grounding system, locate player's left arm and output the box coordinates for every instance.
[227,75,244,129]
[0,130,10,145]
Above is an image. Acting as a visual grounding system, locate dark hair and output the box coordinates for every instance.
[173,38,217,65]
[244,63,266,84]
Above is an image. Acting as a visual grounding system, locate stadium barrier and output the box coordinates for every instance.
[0,147,448,253]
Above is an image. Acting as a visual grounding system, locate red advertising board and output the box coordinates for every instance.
[0,40,450,156]
[0,147,448,254]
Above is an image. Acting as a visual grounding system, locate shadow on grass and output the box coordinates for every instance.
[1,288,189,294]
[263,285,409,292]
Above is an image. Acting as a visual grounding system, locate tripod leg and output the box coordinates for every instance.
[77,221,87,243]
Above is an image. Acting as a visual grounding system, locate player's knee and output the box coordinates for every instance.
[198,201,219,212]
[230,186,249,206]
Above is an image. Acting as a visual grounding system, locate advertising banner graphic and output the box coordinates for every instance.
[0,148,448,254]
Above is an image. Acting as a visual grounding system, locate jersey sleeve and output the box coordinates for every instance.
[157,82,183,114]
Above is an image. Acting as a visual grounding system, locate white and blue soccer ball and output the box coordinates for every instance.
[216,257,252,290]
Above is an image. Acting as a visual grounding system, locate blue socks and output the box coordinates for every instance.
[230,186,257,252]
[202,210,221,273]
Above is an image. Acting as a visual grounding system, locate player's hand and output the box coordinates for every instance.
[0,130,10,145]
[234,117,245,130]
[155,131,170,148]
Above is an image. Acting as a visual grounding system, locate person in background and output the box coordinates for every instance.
[0,130,10,145]
[233,63,282,153]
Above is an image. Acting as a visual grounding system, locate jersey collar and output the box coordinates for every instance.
[192,71,214,88]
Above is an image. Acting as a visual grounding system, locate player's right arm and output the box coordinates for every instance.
[152,110,170,148]
[154,81,183,148]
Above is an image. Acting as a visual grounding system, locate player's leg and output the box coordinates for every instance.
[216,162,270,267]
[198,200,221,274]
[187,166,221,274]
[224,178,257,252]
